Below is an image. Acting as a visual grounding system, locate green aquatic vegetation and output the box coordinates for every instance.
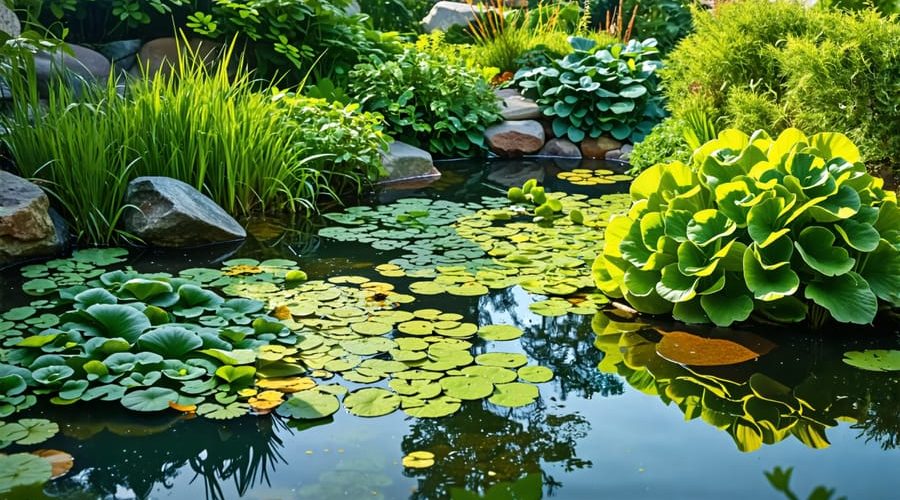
[0,452,52,494]
[514,37,665,143]
[594,128,900,328]
[842,350,900,372]
[591,312,860,453]
[0,418,58,448]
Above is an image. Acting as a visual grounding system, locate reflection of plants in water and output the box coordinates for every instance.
[850,372,900,451]
[480,288,623,400]
[591,312,868,453]
[401,402,590,500]
[43,411,287,500]
[766,466,846,500]
[450,473,542,500]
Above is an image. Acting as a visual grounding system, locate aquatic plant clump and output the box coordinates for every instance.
[593,128,900,328]
[0,247,556,426]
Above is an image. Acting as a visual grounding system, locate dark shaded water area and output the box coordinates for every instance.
[1,159,898,500]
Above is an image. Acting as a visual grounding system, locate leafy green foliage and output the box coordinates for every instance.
[188,0,398,83]
[349,44,502,158]
[586,0,694,53]
[662,0,900,173]
[594,128,900,328]
[1,44,387,244]
[628,117,692,171]
[360,0,433,33]
[24,0,191,40]
[514,37,665,144]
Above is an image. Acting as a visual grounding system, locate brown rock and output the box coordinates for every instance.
[0,171,65,265]
[133,38,225,78]
[485,120,545,158]
[580,136,623,159]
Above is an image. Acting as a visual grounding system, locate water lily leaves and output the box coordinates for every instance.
[460,365,518,384]
[33,449,74,479]
[401,451,435,469]
[398,320,433,336]
[200,348,256,365]
[403,396,461,418]
[22,279,57,296]
[0,453,51,493]
[0,419,59,447]
[196,402,249,420]
[343,388,400,417]
[215,365,256,385]
[138,327,203,358]
[477,325,523,341]
[32,365,74,385]
[440,376,493,400]
[3,307,36,321]
[842,350,900,372]
[350,321,393,336]
[488,382,540,408]
[277,391,340,420]
[655,331,774,367]
[121,387,180,412]
[517,366,554,383]
[475,353,528,368]
[82,304,152,343]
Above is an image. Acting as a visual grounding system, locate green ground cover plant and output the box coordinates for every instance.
[593,128,900,328]
[1,44,388,244]
[514,36,665,143]
[654,0,900,176]
[349,39,501,158]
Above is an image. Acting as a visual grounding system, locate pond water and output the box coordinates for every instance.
[1,159,898,500]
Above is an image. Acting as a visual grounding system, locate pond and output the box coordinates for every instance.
[1,159,898,500]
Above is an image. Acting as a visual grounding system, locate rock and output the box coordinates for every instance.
[620,144,634,161]
[494,88,519,99]
[581,136,623,159]
[604,149,622,160]
[486,161,545,188]
[122,177,246,247]
[0,5,20,37]
[0,171,66,266]
[95,39,143,71]
[379,141,441,185]
[485,120,545,157]
[34,44,111,94]
[132,37,224,78]
[498,91,540,121]
[539,138,582,158]
[423,1,492,33]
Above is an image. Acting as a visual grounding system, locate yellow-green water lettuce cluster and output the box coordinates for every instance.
[593,128,900,327]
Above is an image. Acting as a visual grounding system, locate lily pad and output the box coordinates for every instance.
[277,391,340,420]
[488,382,540,408]
[401,451,435,469]
[343,388,400,417]
[0,453,51,493]
[475,352,528,368]
[121,387,180,412]
[517,366,554,383]
[477,324,523,341]
[842,350,900,372]
[440,376,493,400]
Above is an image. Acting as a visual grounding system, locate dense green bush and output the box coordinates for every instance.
[593,128,900,329]
[627,117,691,171]
[1,47,388,244]
[586,0,693,53]
[661,0,900,173]
[349,42,501,158]
[360,0,434,33]
[514,36,664,143]
[186,0,399,83]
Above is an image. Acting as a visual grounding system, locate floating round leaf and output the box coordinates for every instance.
[277,391,341,420]
[477,325,524,341]
[0,453,51,493]
[489,382,540,408]
[344,388,400,417]
[475,352,528,368]
[842,350,900,372]
[33,449,73,479]
[517,366,554,383]
[138,327,203,358]
[121,387,180,412]
[402,451,435,469]
[656,331,774,367]
[403,396,461,418]
[440,376,493,400]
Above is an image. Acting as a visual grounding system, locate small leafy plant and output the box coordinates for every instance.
[514,36,665,144]
[349,45,502,158]
[593,128,900,328]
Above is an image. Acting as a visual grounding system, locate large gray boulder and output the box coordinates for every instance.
[122,177,246,247]
[485,120,545,157]
[539,138,581,158]
[497,90,540,121]
[35,44,111,94]
[379,141,441,184]
[422,1,490,33]
[0,171,66,266]
[0,5,20,37]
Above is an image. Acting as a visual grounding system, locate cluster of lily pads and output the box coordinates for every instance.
[593,128,900,328]
[0,245,561,430]
[556,169,633,186]
[591,313,861,452]
[318,189,632,318]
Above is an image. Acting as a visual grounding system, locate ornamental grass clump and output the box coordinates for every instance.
[593,128,900,328]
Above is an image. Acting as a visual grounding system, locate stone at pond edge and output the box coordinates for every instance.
[0,171,66,266]
[95,39,143,71]
[485,120,545,158]
[497,91,540,121]
[34,44,111,96]
[122,176,246,247]
[132,38,225,78]
[539,138,582,159]
[422,1,495,33]
[0,4,20,37]
[379,141,441,186]
[581,136,623,159]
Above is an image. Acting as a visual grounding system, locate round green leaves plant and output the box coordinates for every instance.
[593,128,900,328]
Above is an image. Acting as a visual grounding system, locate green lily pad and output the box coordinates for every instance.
[0,453,51,493]
[475,352,528,368]
[121,387,180,412]
[277,391,340,420]
[517,366,554,383]
[488,382,540,408]
[440,376,493,400]
[343,388,400,417]
[138,327,203,358]
[842,350,900,372]
[403,396,461,418]
[197,402,249,420]
[460,365,518,384]
[477,324,524,341]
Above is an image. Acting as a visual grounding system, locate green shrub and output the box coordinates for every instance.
[17,0,197,41]
[514,36,665,143]
[349,44,501,158]
[628,117,691,171]
[586,0,694,53]
[360,0,434,33]
[593,128,900,329]
[186,0,400,83]
[662,0,900,173]
[1,45,388,244]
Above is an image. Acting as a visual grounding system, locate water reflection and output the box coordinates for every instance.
[591,311,900,453]
[401,401,590,499]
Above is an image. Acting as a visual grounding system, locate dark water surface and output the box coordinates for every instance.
[2,160,898,500]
